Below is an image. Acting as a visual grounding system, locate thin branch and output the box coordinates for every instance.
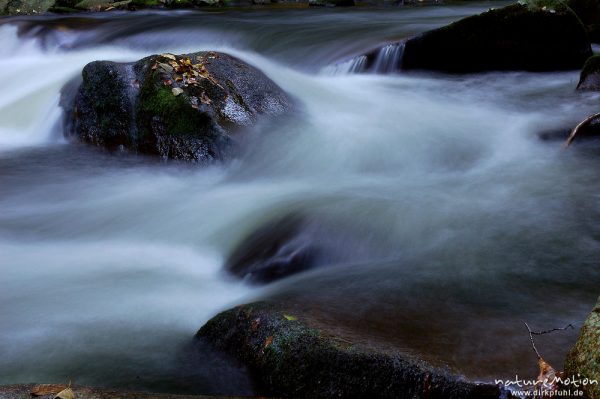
[564,112,600,147]
[530,323,574,335]
[524,321,542,359]
[523,321,575,359]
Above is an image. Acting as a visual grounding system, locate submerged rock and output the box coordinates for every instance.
[197,301,504,399]
[224,212,377,284]
[578,55,600,91]
[225,214,319,284]
[565,296,600,399]
[66,51,290,162]
[400,4,591,73]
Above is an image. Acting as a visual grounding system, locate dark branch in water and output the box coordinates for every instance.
[530,324,574,335]
[523,321,574,359]
[565,112,600,147]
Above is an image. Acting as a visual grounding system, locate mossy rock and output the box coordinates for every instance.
[5,0,55,14]
[565,296,600,399]
[578,55,600,91]
[197,301,504,398]
[66,51,290,163]
[400,3,592,73]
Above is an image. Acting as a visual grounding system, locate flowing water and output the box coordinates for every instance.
[2,2,600,395]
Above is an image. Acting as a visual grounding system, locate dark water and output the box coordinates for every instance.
[1,2,600,395]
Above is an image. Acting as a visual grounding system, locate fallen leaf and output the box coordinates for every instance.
[163,79,173,86]
[528,357,562,397]
[160,53,176,61]
[54,387,75,399]
[283,314,297,321]
[200,91,212,105]
[158,63,173,73]
[190,96,199,109]
[172,87,184,96]
[31,384,67,396]
[263,336,273,349]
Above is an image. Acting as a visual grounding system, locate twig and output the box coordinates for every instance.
[523,321,575,359]
[564,112,600,147]
[530,324,574,335]
[524,321,542,359]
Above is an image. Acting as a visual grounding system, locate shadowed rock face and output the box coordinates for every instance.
[339,3,592,75]
[400,4,591,73]
[565,296,600,399]
[66,51,291,163]
[578,55,600,91]
[196,301,505,399]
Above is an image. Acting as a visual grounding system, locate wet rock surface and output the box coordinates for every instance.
[197,301,505,399]
[400,4,591,73]
[66,51,291,163]
[565,296,600,399]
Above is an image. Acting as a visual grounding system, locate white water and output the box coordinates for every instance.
[1,5,600,394]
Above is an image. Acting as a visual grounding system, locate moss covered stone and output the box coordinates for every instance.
[197,301,503,399]
[400,3,592,73]
[578,55,600,91]
[565,296,600,399]
[66,51,290,163]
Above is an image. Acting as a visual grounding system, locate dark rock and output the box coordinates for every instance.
[67,51,291,163]
[3,0,55,14]
[567,0,600,43]
[565,295,600,399]
[224,212,376,284]
[197,301,505,399]
[567,113,600,144]
[400,3,591,73]
[578,55,600,91]
[537,128,571,141]
[225,214,319,284]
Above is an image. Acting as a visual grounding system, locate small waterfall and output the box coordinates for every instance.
[323,42,404,75]
[323,54,368,75]
[371,42,404,73]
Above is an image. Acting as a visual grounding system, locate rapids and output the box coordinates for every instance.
[1,2,600,395]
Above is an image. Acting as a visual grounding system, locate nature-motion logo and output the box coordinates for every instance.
[495,374,598,397]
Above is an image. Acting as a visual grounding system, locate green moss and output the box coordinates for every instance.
[131,0,160,6]
[137,70,212,142]
[581,55,600,79]
[565,297,600,398]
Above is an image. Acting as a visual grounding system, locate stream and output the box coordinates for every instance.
[1,2,600,395]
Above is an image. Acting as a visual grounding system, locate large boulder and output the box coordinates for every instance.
[335,3,592,74]
[197,301,504,399]
[400,3,592,73]
[67,52,290,162]
[565,296,600,399]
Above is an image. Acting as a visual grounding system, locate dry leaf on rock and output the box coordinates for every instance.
[31,384,67,396]
[54,387,75,399]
